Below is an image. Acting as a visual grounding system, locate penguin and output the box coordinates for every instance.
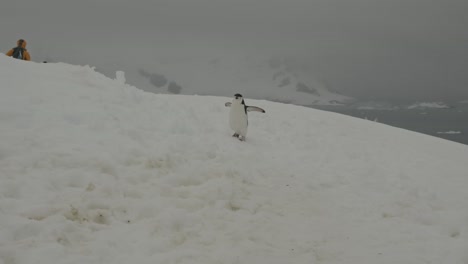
[225,94,265,141]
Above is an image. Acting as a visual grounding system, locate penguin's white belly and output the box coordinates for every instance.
[229,105,248,136]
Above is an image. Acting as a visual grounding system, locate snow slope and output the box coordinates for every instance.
[1,56,468,264]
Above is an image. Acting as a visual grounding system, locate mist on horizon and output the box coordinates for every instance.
[1,0,467,103]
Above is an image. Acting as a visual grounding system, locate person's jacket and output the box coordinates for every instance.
[5,39,31,61]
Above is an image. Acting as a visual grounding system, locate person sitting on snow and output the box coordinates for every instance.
[5,39,31,61]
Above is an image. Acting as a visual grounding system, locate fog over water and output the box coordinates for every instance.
[315,102,468,145]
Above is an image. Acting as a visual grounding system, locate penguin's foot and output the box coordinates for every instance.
[232,133,239,138]
[238,136,245,141]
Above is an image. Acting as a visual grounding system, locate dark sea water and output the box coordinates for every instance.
[313,103,468,146]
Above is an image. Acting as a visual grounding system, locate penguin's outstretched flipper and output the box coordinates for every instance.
[246,106,265,113]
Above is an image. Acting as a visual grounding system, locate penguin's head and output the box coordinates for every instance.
[232,94,245,104]
[233,93,245,104]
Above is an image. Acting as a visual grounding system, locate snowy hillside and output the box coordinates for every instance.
[1,56,468,264]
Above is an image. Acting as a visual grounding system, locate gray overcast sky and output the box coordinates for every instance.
[2,0,468,102]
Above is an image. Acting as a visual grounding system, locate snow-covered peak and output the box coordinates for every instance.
[130,52,353,106]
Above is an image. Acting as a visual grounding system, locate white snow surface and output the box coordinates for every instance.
[1,56,468,264]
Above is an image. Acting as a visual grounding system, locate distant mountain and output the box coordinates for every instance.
[132,54,353,106]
